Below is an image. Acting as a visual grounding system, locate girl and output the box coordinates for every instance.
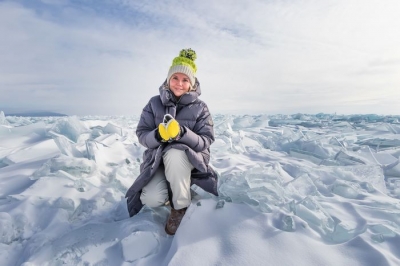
[125,49,218,235]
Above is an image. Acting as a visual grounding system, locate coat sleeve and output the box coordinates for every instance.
[177,103,214,152]
[136,100,162,149]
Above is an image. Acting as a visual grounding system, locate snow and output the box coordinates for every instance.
[1,113,400,265]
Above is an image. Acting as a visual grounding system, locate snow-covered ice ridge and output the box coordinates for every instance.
[1,112,400,265]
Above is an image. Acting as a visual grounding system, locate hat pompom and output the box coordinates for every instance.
[179,48,197,61]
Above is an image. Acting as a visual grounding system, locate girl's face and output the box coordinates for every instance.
[169,73,191,98]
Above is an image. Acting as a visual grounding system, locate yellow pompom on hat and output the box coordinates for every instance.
[167,48,197,86]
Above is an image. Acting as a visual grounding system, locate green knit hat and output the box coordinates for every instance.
[167,48,197,86]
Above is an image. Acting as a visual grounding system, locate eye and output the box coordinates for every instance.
[173,76,178,80]
[183,79,189,83]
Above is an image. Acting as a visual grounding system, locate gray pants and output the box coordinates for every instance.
[140,148,194,210]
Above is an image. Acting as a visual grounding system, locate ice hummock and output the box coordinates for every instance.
[1,113,400,265]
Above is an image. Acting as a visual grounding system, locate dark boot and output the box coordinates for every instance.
[165,207,187,235]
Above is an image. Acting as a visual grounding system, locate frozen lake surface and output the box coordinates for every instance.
[1,111,400,265]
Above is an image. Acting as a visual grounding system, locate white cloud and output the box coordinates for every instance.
[1,0,400,115]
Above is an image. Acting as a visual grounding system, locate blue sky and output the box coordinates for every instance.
[1,0,400,116]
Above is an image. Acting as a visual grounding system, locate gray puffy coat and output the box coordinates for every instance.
[125,79,218,217]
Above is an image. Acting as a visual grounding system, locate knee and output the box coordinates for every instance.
[140,188,168,208]
[163,148,188,167]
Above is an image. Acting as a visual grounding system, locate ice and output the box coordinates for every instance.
[102,122,124,135]
[0,121,46,140]
[232,115,255,129]
[32,155,96,178]
[331,180,362,199]
[281,215,296,232]
[336,165,387,193]
[295,196,336,240]
[285,174,319,201]
[389,124,400,134]
[95,133,121,146]
[3,139,59,165]
[113,163,140,193]
[357,138,400,150]
[215,199,225,209]
[213,115,234,136]
[289,148,326,165]
[74,178,88,192]
[211,138,232,154]
[269,118,302,127]
[221,165,290,212]
[51,116,90,142]
[245,165,278,187]
[51,133,84,158]
[0,111,9,126]
[334,150,366,165]
[354,146,399,168]
[369,224,397,241]
[120,231,158,262]
[2,113,400,265]
[0,212,14,244]
[218,171,251,203]
[52,155,96,175]
[330,222,359,243]
[386,163,400,177]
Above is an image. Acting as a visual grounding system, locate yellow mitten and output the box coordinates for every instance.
[158,123,170,142]
[166,118,180,139]
[158,114,180,142]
